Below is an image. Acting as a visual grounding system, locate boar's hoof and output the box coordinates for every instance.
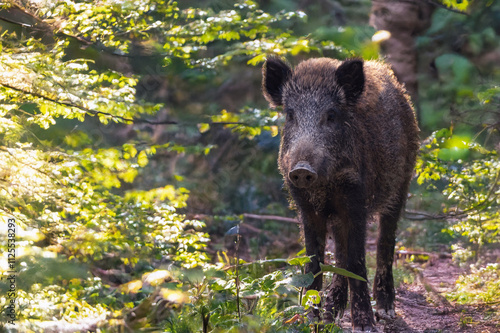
[289,161,318,188]
[375,308,396,321]
[352,324,377,332]
[352,309,376,332]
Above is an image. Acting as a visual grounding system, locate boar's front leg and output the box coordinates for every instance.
[300,210,327,301]
[330,183,375,331]
[324,219,348,323]
[348,217,375,331]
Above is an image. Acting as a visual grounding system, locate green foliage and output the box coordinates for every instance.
[448,263,500,305]
[393,266,415,287]
[441,0,470,12]
[163,252,347,332]
[417,0,500,132]
[14,278,109,327]
[409,2,500,312]
[416,126,499,263]
[412,1,500,272]
[319,263,366,282]
[41,0,341,69]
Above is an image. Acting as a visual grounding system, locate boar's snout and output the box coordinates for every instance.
[289,161,318,188]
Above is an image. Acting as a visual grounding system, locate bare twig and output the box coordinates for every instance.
[404,209,448,221]
[235,231,241,322]
[243,213,299,224]
[396,250,435,259]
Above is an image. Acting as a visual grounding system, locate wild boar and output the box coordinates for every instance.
[262,57,419,331]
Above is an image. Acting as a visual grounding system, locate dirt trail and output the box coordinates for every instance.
[337,256,498,332]
[389,258,468,333]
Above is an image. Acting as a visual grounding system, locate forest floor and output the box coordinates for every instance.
[336,255,499,333]
[332,225,500,333]
[223,217,499,333]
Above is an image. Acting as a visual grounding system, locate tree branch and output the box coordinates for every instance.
[0,82,251,127]
[1,82,144,123]
[242,213,299,224]
[196,205,497,226]
[404,209,448,221]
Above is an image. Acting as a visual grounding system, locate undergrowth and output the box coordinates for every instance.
[448,263,500,305]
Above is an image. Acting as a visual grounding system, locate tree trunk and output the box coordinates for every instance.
[370,0,435,120]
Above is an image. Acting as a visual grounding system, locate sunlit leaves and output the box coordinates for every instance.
[40,0,316,71]
[50,0,180,51]
[160,288,190,305]
[15,284,109,326]
[477,86,500,104]
[125,185,189,208]
[448,263,500,305]
[301,289,320,310]
[137,150,148,168]
[206,107,280,139]
[120,279,143,294]
[0,125,209,328]
[416,127,499,261]
[441,0,470,12]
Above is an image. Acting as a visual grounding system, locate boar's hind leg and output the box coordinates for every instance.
[373,193,406,320]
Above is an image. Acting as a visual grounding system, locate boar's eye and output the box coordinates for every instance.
[285,108,294,122]
[327,108,337,122]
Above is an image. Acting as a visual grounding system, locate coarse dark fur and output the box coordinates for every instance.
[262,57,419,331]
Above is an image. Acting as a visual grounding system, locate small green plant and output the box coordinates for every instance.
[162,243,366,332]
[393,266,415,287]
[459,311,474,329]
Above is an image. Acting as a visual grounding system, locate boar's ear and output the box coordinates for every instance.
[335,59,365,103]
[262,56,292,107]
